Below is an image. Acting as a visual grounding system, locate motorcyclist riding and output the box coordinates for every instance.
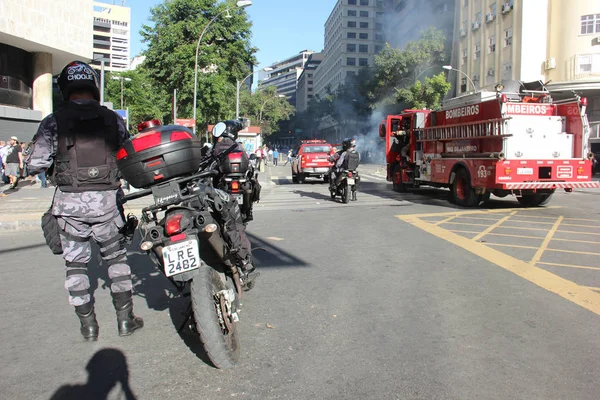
[328,138,357,186]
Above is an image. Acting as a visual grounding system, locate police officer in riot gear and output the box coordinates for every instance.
[25,61,143,341]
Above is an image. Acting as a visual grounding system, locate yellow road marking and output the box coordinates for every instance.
[537,261,600,271]
[434,215,459,226]
[439,222,493,227]
[448,229,483,234]
[451,216,505,221]
[546,248,600,257]
[399,214,600,316]
[529,217,563,265]
[551,237,600,245]
[558,230,600,236]
[472,211,517,241]
[511,214,563,220]
[561,223,600,229]
[564,217,600,223]
[402,206,561,219]
[485,232,544,240]
[495,225,551,232]
[507,219,555,225]
[485,243,539,249]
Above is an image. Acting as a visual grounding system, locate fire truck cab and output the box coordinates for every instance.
[379,80,599,207]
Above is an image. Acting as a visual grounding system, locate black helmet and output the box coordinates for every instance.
[57,61,100,101]
[212,119,243,142]
[342,138,356,150]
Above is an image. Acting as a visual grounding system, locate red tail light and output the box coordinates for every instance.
[348,172,353,178]
[165,214,183,236]
[300,156,305,165]
[170,131,193,142]
[132,130,161,152]
[231,181,240,193]
[116,147,128,160]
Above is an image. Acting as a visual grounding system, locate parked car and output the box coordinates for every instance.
[291,140,334,183]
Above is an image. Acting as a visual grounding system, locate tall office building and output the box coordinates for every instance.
[296,53,324,113]
[259,50,316,107]
[91,1,131,72]
[453,0,600,149]
[312,0,386,99]
[0,0,93,139]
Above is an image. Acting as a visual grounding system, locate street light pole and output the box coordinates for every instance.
[443,65,477,92]
[236,66,273,119]
[192,0,252,135]
[112,76,132,109]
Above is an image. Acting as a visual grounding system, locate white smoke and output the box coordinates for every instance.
[354,109,386,165]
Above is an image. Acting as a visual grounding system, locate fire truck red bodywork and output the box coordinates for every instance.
[380,90,599,206]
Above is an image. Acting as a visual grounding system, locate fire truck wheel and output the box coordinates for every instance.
[451,168,479,207]
[298,174,306,184]
[517,192,554,207]
[392,164,407,193]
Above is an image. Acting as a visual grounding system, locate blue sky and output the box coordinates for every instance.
[100,0,337,70]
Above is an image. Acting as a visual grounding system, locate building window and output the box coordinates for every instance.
[375,33,383,41]
[360,22,369,28]
[348,21,357,28]
[375,45,383,53]
[359,33,369,39]
[360,0,369,5]
[474,42,481,59]
[464,0,468,7]
[360,11,369,17]
[376,0,384,6]
[490,3,497,16]
[460,78,467,93]
[348,0,357,4]
[580,14,600,35]
[504,28,513,47]
[348,10,357,16]
[376,12,384,19]
[376,23,383,30]
[359,44,368,52]
[475,11,481,24]
[461,49,468,65]
[347,57,356,66]
[488,35,496,53]
[577,54,593,73]
[347,32,357,38]
[347,44,357,52]
[359,58,369,66]
[503,63,512,79]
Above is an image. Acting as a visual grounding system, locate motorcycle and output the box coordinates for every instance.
[215,150,260,224]
[121,143,250,369]
[329,168,359,203]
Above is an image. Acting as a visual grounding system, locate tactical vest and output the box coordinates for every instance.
[53,101,121,192]
[343,150,360,171]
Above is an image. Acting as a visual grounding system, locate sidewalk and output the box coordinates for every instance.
[0,167,274,231]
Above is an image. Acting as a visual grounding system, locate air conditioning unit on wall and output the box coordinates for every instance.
[544,58,556,70]
[502,3,512,14]
[485,13,495,23]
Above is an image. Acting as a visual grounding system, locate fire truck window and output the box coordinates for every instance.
[303,145,330,153]
[391,120,399,132]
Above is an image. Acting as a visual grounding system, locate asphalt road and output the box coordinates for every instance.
[1,164,599,399]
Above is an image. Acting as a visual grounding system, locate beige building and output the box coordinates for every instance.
[91,1,131,72]
[296,53,324,113]
[453,0,600,150]
[0,0,93,140]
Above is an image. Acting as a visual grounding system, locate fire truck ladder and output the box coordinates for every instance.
[416,117,511,158]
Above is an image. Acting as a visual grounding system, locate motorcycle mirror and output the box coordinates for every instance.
[212,122,226,138]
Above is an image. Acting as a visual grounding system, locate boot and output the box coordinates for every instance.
[74,302,99,341]
[351,190,357,201]
[111,291,144,337]
[240,260,260,289]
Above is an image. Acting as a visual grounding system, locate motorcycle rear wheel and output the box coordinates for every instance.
[191,267,240,369]
[341,183,350,204]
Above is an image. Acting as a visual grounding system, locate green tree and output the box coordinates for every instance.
[240,86,295,136]
[140,0,256,129]
[104,67,171,133]
[394,72,451,110]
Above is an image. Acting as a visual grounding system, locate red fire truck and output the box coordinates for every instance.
[379,81,599,207]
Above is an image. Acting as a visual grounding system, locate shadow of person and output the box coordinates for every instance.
[50,348,137,400]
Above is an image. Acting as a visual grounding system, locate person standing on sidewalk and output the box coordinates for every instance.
[273,148,279,166]
[4,136,23,189]
[25,60,143,341]
[255,147,263,171]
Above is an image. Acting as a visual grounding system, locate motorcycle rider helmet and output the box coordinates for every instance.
[212,119,243,142]
[342,138,356,151]
[57,61,101,101]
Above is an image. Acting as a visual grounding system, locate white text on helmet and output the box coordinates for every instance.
[67,74,94,81]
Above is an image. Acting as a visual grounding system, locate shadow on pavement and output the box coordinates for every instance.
[247,232,310,268]
[49,348,137,400]
[0,242,48,254]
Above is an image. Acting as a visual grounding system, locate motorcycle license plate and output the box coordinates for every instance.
[347,178,355,185]
[162,239,200,277]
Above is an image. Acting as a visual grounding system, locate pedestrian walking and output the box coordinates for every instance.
[4,136,23,189]
[255,147,263,171]
[25,60,143,341]
[284,148,293,166]
[273,148,279,166]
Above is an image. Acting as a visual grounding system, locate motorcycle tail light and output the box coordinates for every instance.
[116,147,128,160]
[170,131,193,142]
[231,181,240,192]
[132,130,161,152]
[165,214,183,236]
[348,172,353,178]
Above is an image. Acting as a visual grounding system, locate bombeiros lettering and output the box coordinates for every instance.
[445,105,480,119]
[506,104,549,115]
